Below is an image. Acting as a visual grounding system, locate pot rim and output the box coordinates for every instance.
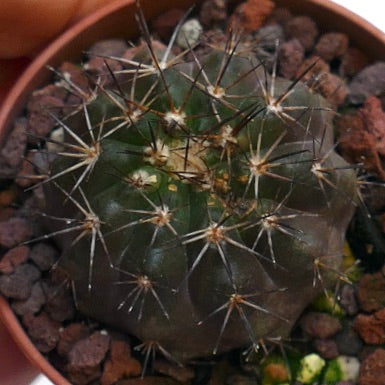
[0,0,384,384]
[0,296,71,385]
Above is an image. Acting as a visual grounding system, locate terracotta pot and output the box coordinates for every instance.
[0,305,39,385]
[0,1,383,384]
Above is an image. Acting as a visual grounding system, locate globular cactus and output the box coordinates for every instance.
[36,8,357,363]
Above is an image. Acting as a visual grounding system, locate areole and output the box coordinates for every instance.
[0,1,384,384]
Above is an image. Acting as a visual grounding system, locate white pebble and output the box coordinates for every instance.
[337,355,360,382]
[47,127,64,154]
[176,19,203,49]
[296,353,326,384]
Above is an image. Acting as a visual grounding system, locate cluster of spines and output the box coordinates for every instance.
[21,3,361,371]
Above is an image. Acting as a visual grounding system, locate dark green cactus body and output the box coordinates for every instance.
[43,37,357,361]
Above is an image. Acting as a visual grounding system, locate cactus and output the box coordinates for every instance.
[35,8,357,363]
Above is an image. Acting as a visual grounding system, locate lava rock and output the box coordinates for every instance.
[359,348,385,385]
[0,245,30,274]
[296,55,330,83]
[300,312,342,339]
[29,242,58,271]
[337,109,385,180]
[316,72,348,106]
[335,324,363,356]
[15,150,38,188]
[314,338,339,359]
[101,340,141,385]
[153,359,194,383]
[0,216,33,249]
[357,270,385,312]
[199,0,227,28]
[265,7,293,27]
[0,118,27,177]
[314,32,349,62]
[339,284,359,316]
[27,88,65,140]
[349,61,385,104]
[359,96,385,153]
[11,282,46,315]
[57,62,89,93]
[256,24,285,51]
[67,331,111,385]
[86,40,128,78]
[229,0,275,32]
[284,15,318,51]
[42,281,75,322]
[0,263,40,300]
[57,323,91,357]
[23,312,60,353]
[339,48,369,77]
[278,38,304,79]
[0,189,16,209]
[88,39,128,58]
[354,308,385,344]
